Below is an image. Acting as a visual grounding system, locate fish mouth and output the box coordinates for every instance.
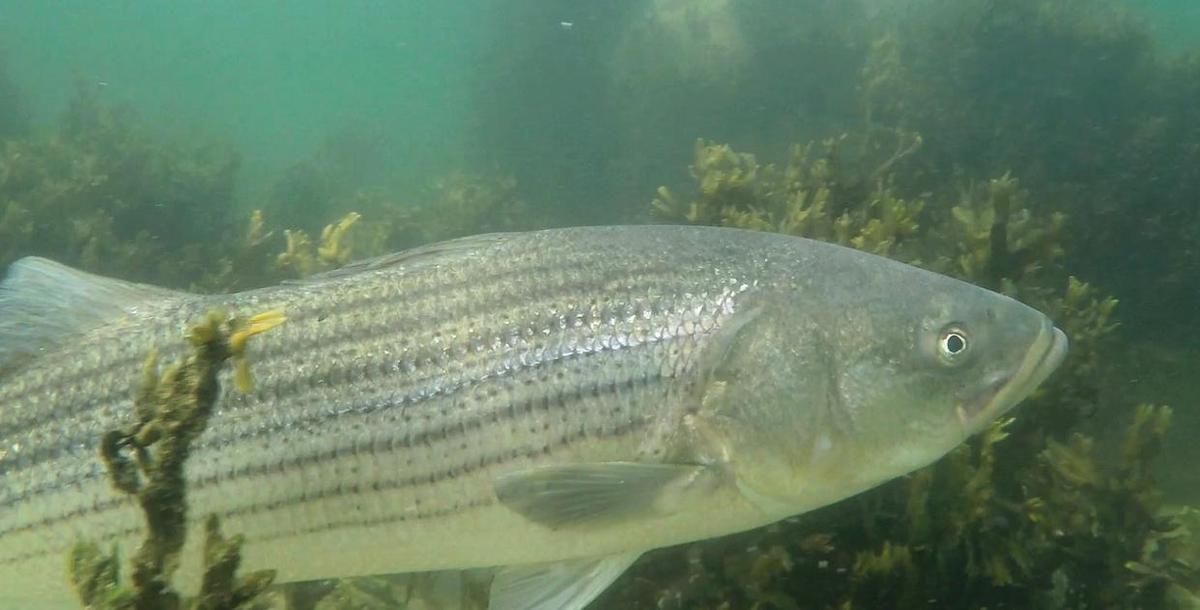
[956,318,1069,431]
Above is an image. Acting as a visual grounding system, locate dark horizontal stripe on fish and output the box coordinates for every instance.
[215,418,646,524]
[0,307,688,493]
[0,357,663,512]
[0,260,679,442]
[0,259,566,435]
[0,363,665,538]
[0,417,647,566]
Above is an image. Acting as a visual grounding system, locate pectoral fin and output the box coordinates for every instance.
[494,462,713,529]
[489,552,640,610]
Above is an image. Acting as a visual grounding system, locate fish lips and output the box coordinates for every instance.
[955,320,1069,432]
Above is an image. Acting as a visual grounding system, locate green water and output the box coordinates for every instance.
[0,1,485,198]
[1,1,1199,608]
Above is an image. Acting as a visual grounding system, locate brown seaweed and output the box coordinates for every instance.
[69,310,283,610]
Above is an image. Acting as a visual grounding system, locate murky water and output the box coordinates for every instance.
[1,1,1197,608]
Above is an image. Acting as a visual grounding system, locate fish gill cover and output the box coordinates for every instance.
[0,0,1197,608]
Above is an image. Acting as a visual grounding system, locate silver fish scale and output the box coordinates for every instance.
[0,226,751,568]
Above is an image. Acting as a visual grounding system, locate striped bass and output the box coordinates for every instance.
[0,225,1067,609]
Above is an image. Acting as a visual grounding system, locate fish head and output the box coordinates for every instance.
[807,263,1069,494]
[718,252,1067,517]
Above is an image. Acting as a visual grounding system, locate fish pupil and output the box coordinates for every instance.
[944,332,966,354]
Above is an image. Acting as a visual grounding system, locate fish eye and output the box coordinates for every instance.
[938,327,969,362]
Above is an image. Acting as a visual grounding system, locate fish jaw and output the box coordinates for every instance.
[957,318,1069,432]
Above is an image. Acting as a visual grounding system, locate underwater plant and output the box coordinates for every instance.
[410,171,530,243]
[233,171,528,285]
[273,212,366,279]
[652,135,926,262]
[70,309,283,610]
[0,83,240,288]
[0,80,540,295]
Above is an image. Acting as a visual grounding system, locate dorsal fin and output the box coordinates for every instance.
[291,232,514,284]
[0,257,192,369]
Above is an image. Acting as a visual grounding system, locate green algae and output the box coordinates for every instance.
[0,83,529,296]
[69,310,283,610]
[0,84,240,289]
[652,136,927,261]
[274,212,365,279]
[945,173,1067,293]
